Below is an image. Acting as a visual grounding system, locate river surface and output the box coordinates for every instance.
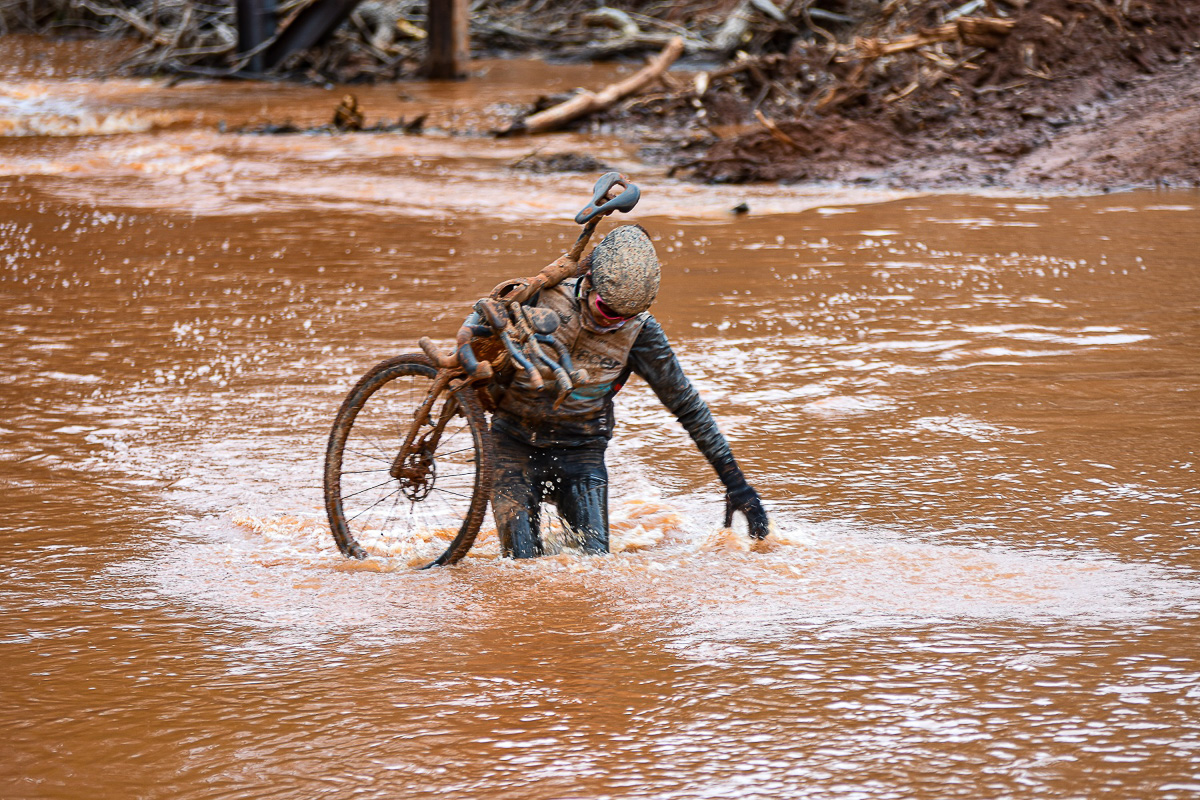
[3,37,1200,800]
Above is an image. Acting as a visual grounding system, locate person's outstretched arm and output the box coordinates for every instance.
[626,317,769,538]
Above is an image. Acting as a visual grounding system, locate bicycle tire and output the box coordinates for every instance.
[324,353,494,568]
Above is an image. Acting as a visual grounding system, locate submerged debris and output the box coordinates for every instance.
[240,94,426,134]
[332,93,365,130]
[510,152,612,174]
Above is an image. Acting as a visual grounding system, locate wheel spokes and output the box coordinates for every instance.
[335,372,481,556]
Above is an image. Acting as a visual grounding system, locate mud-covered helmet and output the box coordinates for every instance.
[589,225,660,317]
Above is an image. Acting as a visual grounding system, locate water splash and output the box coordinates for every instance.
[0,82,171,137]
[132,490,1200,640]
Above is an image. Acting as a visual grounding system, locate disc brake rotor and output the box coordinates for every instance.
[397,443,436,502]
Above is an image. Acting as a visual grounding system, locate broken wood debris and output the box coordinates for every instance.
[499,36,685,136]
[852,17,1015,59]
[333,93,365,130]
[753,109,809,154]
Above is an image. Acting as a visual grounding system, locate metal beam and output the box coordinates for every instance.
[263,0,365,71]
[235,0,277,74]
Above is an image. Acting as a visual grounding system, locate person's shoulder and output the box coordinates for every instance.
[633,312,667,343]
[527,278,578,309]
[636,310,660,327]
[546,277,580,300]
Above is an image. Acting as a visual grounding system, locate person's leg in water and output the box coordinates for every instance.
[545,442,610,554]
[491,432,610,558]
[490,430,544,559]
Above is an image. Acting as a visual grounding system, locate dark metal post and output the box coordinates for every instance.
[235,0,277,74]
[263,0,364,71]
[424,0,470,79]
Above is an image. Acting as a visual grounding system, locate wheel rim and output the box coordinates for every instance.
[332,365,484,563]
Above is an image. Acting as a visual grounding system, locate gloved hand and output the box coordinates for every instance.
[724,482,770,540]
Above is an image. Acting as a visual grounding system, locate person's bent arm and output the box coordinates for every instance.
[627,317,769,538]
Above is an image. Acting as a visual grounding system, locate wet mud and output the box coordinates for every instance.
[3,39,1200,800]
[670,0,1200,190]
[8,0,1200,192]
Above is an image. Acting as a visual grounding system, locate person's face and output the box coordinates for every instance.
[584,279,632,332]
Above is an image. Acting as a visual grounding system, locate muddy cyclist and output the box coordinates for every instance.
[476,224,770,558]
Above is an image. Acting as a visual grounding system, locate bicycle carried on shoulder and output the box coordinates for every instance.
[323,173,641,567]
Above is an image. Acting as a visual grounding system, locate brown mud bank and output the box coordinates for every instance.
[7,0,1200,192]
[673,51,1200,191]
[629,0,1200,191]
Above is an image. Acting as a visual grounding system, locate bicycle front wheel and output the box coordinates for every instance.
[324,354,493,568]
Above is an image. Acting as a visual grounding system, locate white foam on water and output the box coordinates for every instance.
[0,84,916,219]
[119,481,1200,646]
[801,394,898,416]
[910,414,1034,441]
[0,81,171,137]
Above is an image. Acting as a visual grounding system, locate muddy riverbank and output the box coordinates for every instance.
[662,49,1200,191]
[580,0,1200,192]
[7,0,1200,192]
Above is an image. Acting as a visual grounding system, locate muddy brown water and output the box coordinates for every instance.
[3,41,1200,799]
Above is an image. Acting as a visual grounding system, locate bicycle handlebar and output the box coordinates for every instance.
[442,173,641,398]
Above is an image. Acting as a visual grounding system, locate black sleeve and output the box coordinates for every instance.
[627,316,749,490]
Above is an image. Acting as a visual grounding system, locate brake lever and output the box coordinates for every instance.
[575,171,641,224]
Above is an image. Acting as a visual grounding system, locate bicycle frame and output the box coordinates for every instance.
[389,173,637,495]
[389,367,460,490]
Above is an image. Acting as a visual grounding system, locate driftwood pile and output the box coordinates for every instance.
[579,0,1027,130]
[491,1,1025,139]
[1,0,429,80]
[0,0,1020,83]
[485,0,1018,135]
[667,0,1200,183]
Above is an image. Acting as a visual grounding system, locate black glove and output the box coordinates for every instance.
[724,482,769,540]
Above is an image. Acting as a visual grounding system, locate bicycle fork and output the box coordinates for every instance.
[390,371,461,497]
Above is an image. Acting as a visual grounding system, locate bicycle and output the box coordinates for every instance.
[323,173,642,567]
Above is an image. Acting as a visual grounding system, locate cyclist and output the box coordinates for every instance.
[488,224,769,558]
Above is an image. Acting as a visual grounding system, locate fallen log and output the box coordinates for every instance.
[565,30,688,60]
[499,36,684,136]
[582,7,640,39]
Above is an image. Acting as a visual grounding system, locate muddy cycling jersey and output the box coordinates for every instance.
[492,278,739,481]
